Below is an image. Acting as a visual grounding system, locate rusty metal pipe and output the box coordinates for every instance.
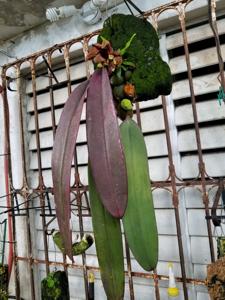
[16,256,207,286]
[178,6,215,262]
[162,96,188,300]
[30,59,50,274]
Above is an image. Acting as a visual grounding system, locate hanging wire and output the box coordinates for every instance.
[123,0,144,16]
[42,55,59,84]
[0,193,13,200]
[0,192,52,215]
[124,0,134,15]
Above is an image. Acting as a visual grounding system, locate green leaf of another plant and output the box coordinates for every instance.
[122,60,136,68]
[119,33,136,56]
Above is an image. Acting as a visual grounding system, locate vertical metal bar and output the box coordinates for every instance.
[30,59,50,274]
[46,52,57,137]
[124,236,135,300]
[76,190,89,300]
[178,3,215,262]
[1,68,21,299]
[16,66,29,188]
[24,192,36,300]
[30,60,43,180]
[64,45,72,95]
[153,269,160,300]
[208,0,225,91]
[83,38,92,79]
[16,65,36,300]
[64,43,89,299]
[162,95,188,300]
[135,102,142,130]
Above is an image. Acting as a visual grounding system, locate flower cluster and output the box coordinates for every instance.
[87,38,123,74]
[87,35,137,119]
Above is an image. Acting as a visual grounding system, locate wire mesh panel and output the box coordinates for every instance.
[1,0,225,299]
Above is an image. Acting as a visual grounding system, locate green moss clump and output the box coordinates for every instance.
[98,14,172,101]
[41,271,70,300]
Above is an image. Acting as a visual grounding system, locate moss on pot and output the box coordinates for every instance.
[98,14,172,101]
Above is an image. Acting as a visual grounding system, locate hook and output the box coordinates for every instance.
[6,76,17,92]
[45,228,55,236]
[46,191,53,215]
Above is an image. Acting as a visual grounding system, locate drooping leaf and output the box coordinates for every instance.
[120,119,158,271]
[52,80,89,260]
[86,69,127,218]
[88,165,124,299]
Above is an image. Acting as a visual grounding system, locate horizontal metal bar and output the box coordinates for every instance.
[16,256,206,286]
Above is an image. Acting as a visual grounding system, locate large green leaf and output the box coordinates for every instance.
[120,118,158,271]
[88,165,124,300]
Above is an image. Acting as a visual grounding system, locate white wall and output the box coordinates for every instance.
[1,0,225,299]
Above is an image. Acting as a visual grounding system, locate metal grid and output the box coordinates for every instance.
[1,0,224,299]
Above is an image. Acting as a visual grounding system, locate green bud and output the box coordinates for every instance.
[97,63,103,68]
[110,73,124,86]
[121,99,133,111]
[113,85,125,99]
[124,70,133,80]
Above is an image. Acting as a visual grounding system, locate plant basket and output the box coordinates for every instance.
[41,271,70,300]
[207,256,225,300]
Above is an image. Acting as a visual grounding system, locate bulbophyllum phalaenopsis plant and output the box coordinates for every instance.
[52,14,172,299]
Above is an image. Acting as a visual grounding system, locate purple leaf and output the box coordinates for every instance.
[52,80,89,260]
[86,69,127,218]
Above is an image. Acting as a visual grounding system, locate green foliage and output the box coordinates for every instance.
[53,232,93,256]
[0,264,8,299]
[119,33,137,56]
[99,14,172,101]
[72,234,93,255]
[41,271,70,300]
[120,119,158,270]
[53,232,65,254]
[0,288,8,300]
